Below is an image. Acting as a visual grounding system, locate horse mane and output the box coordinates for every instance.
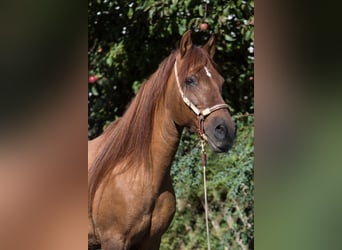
[89,50,177,210]
[88,45,214,211]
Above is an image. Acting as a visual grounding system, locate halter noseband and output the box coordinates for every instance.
[174,60,229,141]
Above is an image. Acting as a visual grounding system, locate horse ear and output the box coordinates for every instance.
[179,30,193,57]
[203,34,216,58]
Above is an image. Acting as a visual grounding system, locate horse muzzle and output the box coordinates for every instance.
[204,115,236,153]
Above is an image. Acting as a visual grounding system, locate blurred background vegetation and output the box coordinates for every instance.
[88,0,254,249]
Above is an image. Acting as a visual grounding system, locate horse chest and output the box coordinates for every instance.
[93,174,176,242]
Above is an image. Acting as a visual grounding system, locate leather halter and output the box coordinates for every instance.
[174,60,229,141]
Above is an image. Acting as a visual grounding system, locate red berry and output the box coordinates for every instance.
[200,23,208,30]
[88,75,97,83]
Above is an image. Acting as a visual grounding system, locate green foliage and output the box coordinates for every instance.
[162,115,254,249]
[88,0,254,139]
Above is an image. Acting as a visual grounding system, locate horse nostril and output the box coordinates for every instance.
[215,124,226,135]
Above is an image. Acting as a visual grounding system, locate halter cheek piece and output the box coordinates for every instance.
[174,61,229,141]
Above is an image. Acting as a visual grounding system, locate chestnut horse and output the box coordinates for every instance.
[88,31,236,250]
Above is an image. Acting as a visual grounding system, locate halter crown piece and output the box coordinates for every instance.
[173,60,229,141]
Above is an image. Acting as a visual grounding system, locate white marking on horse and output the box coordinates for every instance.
[204,66,212,78]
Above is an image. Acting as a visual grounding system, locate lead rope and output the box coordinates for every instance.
[201,139,211,250]
[174,59,229,250]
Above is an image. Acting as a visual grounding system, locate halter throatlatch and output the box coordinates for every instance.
[174,60,229,141]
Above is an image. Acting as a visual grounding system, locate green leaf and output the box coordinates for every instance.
[224,34,236,42]
[128,7,133,19]
[91,85,99,96]
[132,81,141,94]
[106,56,112,66]
[223,6,230,16]
[199,5,204,17]
[244,29,252,41]
[178,19,186,35]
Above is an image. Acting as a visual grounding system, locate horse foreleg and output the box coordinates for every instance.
[100,232,129,250]
[138,236,161,250]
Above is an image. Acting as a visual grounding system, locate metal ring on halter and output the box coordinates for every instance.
[174,60,229,141]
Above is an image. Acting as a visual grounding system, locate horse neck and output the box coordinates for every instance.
[150,93,183,188]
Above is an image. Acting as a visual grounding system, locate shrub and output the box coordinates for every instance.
[162,114,254,249]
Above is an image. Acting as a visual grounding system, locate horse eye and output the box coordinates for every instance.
[185,76,196,86]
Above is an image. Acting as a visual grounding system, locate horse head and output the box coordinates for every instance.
[167,30,236,152]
